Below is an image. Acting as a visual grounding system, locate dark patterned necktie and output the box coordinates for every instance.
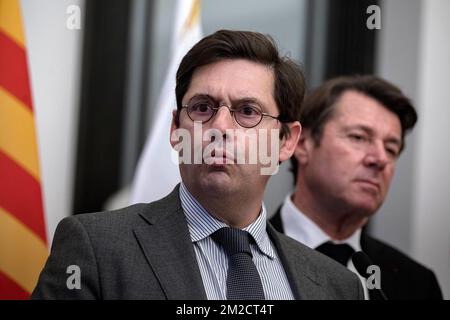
[316,241,355,266]
[211,227,265,300]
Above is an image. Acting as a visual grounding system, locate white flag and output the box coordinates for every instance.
[130,0,202,204]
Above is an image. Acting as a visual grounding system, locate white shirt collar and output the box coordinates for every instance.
[179,182,276,259]
[280,194,362,252]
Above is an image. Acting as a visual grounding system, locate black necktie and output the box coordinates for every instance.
[211,227,265,300]
[315,241,355,266]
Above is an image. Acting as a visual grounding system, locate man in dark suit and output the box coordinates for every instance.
[270,75,443,300]
[32,30,363,300]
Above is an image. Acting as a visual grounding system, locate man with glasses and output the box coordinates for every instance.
[32,30,363,300]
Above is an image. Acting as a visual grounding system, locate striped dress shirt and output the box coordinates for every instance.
[179,182,294,300]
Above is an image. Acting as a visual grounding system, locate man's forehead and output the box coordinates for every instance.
[332,91,397,120]
[327,91,402,136]
[185,59,277,111]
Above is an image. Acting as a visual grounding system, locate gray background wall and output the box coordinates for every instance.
[374,0,450,298]
[21,0,84,243]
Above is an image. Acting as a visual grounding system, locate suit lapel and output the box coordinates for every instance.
[267,223,330,299]
[132,188,336,300]
[269,206,284,233]
[361,233,395,299]
[133,186,207,300]
[360,233,384,258]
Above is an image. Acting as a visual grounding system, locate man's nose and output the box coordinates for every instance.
[363,141,389,170]
[208,105,236,134]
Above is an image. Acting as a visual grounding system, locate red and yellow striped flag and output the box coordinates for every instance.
[0,0,48,299]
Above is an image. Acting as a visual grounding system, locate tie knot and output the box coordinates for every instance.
[316,241,355,266]
[211,227,252,256]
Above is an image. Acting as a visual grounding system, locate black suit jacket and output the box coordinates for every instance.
[32,185,364,300]
[270,208,443,300]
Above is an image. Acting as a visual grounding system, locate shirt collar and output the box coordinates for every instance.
[280,194,362,252]
[179,182,276,259]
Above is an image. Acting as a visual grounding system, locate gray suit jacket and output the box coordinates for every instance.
[32,185,363,300]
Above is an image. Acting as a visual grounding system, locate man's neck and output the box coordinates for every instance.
[292,188,368,241]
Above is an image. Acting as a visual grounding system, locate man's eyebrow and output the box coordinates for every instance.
[188,93,214,101]
[345,124,374,134]
[188,94,266,108]
[346,124,402,146]
[231,97,265,107]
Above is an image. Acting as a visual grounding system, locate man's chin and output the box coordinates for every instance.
[349,188,383,212]
[351,200,380,216]
[197,171,234,191]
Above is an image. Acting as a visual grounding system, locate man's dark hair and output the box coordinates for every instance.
[175,29,305,139]
[291,75,418,182]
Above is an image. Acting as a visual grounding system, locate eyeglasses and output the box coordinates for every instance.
[181,96,280,128]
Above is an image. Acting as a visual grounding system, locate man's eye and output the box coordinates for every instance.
[386,148,399,158]
[349,134,366,141]
[238,105,261,116]
[192,103,211,113]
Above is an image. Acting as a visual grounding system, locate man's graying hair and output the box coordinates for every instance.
[291,75,418,183]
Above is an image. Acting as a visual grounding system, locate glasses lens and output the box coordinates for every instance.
[234,103,263,128]
[187,101,214,122]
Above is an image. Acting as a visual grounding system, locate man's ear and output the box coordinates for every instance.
[294,129,313,166]
[169,110,178,148]
[279,121,301,163]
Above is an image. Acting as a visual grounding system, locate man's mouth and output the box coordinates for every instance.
[354,179,380,192]
[204,150,235,165]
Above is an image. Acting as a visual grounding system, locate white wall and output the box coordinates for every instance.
[373,0,421,255]
[375,0,450,299]
[21,0,84,243]
[413,0,450,299]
